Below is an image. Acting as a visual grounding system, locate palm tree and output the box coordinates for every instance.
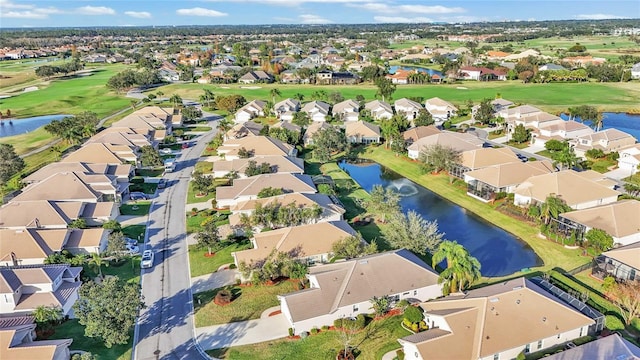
[169,94,183,108]
[88,252,108,279]
[33,305,63,331]
[432,240,481,295]
[270,88,282,105]
[201,89,215,108]
[130,100,138,111]
[539,195,571,226]
[293,93,305,101]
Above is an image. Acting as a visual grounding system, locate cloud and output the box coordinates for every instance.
[206,0,367,5]
[575,14,625,20]
[374,16,433,23]
[176,7,228,17]
[125,11,152,19]
[76,6,116,15]
[0,0,62,19]
[299,14,332,24]
[354,3,465,14]
[273,16,295,22]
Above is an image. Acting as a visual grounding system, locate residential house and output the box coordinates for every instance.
[403,126,441,145]
[301,101,331,122]
[315,71,360,85]
[451,147,522,178]
[570,129,637,158]
[485,50,510,60]
[539,64,567,71]
[398,277,598,360]
[0,265,82,317]
[0,228,109,266]
[279,249,442,333]
[559,200,640,247]
[332,99,360,122]
[386,69,414,84]
[273,98,301,121]
[0,318,72,360]
[533,120,594,147]
[345,121,381,144]
[0,200,117,230]
[216,173,316,208]
[23,161,132,186]
[543,334,640,360]
[212,155,304,178]
[407,132,485,160]
[465,161,556,202]
[238,70,273,84]
[271,120,302,134]
[394,98,424,121]
[491,98,514,113]
[234,100,268,123]
[503,49,544,61]
[232,221,356,268]
[20,170,121,203]
[632,62,640,79]
[303,121,332,146]
[61,143,129,165]
[279,70,308,84]
[218,136,296,160]
[513,170,620,210]
[593,242,640,282]
[226,121,264,140]
[424,97,458,121]
[364,100,394,120]
[85,129,152,149]
[458,66,507,81]
[563,56,606,68]
[11,172,106,203]
[617,143,640,175]
[228,193,345,231]
[111,107,174,141]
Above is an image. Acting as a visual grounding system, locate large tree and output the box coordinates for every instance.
[474,98,494,125]
[383,210,444,255]
[139,145,163,167]
[414,110,434,127]
[366,184,400,223]
[331,235,377,259]
[374,77,396,102]
[569,105,603,131]
[44,112,99,144]
[610,280,640,325]
[551,145,581,170]
[584,228,614,252]
[192,171,214,195]
[312,126,348,163]
[539,195,572,225]
[432,240,481,295]
[74,277,144,348]
[195,220,223,252]
[0,144,25,183]
[269,88,281,104]
[511,123,530,144]
[33,305,63,332]
[418,144,461,174]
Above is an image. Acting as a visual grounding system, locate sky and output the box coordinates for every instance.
[0,0,639,28]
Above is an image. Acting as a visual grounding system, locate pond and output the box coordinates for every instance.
[388,65,442,77]
[0,114,71,138]
[339,161,541,277]
[560,112,640,141]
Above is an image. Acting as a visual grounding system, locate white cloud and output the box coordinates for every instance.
[76,6,116,15]
[125,11,152,19]
[273,16,295,22]
[176,7,228,17]
[206,0,367,5]
[354,2,465,14]
[575,14,625,20]
[374,16,433,23]
[0,0,62,19]
[299,14,332,24]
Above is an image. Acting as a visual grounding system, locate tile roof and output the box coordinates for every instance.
[407,131,485,153]
[226,121,264,139]
[61,143,124,164]
[218,136,294,158]
[403,126,442,143]
[0,201,78,228]
[216,173,316,203]
[459,147,520,170]
[560,200,640,239]
[464,160,555,188]
[213,156,304,175]
[11,172,101,203]
[345,121,380,138]
[601,242,640,271]
[543,334,640,360]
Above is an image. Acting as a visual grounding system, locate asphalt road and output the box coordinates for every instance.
[133,119,219,360]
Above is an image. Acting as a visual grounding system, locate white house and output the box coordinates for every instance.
[0,319,72,360]
[617,143,640,176]
[234,100,268,123]
[631,62,640,79]
[407,132,484,160]
[301,101,331,122]
[332,99,360,122]
[424,97,458,121]
[398,277,598,360]
[533,120,594,147]
[279,249,442,333]
[394,98,424,121]
[215,173,316,208]
[570,128,637,158]
[345,121,381,144]
[273,98,301,121]
[364,100,393,120]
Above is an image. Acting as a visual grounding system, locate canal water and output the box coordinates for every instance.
[388,65,442,77]
[339,161,542,277]
[0,114,71,138]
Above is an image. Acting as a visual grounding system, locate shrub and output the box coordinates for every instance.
[396,350,405,360]
[402,318,413,328]
[354,314,366,329]
[229,264,237,269]
[130,176,144,184]
[411,323,419,332]
[214,289,232,306]
[288,327,294,337]
[516,351,526,360]
[404,305,423,323]
[334,318,343,329]
[396,299,410,309]
[495,192,508,200]
[419,320,428,330]
[321,325,329,331]
[310,327,319,335]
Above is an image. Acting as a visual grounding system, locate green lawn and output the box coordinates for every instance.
[186,209,231,233]
[195,161,213,174]
[0,127,58,155]
[187,179,228,204]
[122,225,146,243]
[505,141,530,149]
[83,256,142,285]
[119,201,151,216]
[135,168,165,177]
[194,281,298,326]
[586,158,617,173]
[48,319,133,360]
[129,182,158,195]
[362,146,590,277]
[189,240,252,277]
[208,314,410,360]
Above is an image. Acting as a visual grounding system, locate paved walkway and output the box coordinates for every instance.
[195,313,289,350]
[260,306,282,319]
[190,270,239,294]
[382,349,401,360]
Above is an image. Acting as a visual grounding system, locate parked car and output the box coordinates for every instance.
[160,148,173,155]
[126,243,140,255]
[181,142,190,149]
[126,238,138,247]
[157,178,167,189]
[130,192,148,201]
[141,250,154,269]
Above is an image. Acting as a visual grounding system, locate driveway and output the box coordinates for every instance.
[196,313,289,350]
[191,270,238,294]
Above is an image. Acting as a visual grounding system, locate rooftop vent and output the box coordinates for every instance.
[489,297,499,303]
[359,260,368,264]
[542,317,547,322]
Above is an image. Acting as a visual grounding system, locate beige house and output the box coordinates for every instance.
[61,143,129,165]
[279,249,442,333]
[458,147,521,172]
[271,120,302,134]
[0,200,117,229]
[332,99,360,122]
[403,126,441,145]
[23,161,132,185]
[218,136,297,160]
[345,121,381,144]
[301,101,331,122]
[533,120,594,147]
[212,155,304,178]
[234,100,268,123]
[394,98,424,121]
[232,220,355,267]
[617,143,640,176]
[110,106,175,141]
[0,319,72,360]
[273,98,301,121]
[559,200,640,247]
[303,121,332,146]
[0,265,82,317]
[407,132,485,160]
[11,172,105,203]
[513,170,620,210]
[464,160,555,202]
[225,121,264,140]
[570,129,637,158]
[86,130,151,149]
[398,277,597,360]
[364,100,393,120]
[216,173,316,208]
[424,97,458,121]
[595,242,640,282]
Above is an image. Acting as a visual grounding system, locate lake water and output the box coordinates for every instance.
[0,114,70,138]
[388,65,442,77]
[339,161,541,277]
[560,112,640,141]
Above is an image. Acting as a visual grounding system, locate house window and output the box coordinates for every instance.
[413,290,417,296]
[557,334,561,339]
[353,305,358,312]
[493,354,500,360]
[537,340,543,350]
[525,344,530,353]
[579,327,584,337]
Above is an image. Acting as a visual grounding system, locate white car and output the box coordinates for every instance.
[160,148,173,155]
[126,243,140,255]
[141,250,154,269]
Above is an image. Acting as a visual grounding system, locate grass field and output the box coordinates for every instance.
[119,201,152,216]
[189,240,252,277]
[362,146,591,278]
[48,319,133,360]
[161,81,640,114]
[208,314,410,360]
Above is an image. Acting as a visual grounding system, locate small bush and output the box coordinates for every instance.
[229,264,237,269]
[495,192,508,200]
[396,349,405,360]
[411,323,419,332]
[419,320,428,330]
[396,299,409,309]
[130,176,145,184]
[310,327,319,335]
[402,318,412,328]
[321,325,329,331]
[354,314,366,329]
[404,305,423,323]
[288,327,294,337]
[334,318,343,329]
